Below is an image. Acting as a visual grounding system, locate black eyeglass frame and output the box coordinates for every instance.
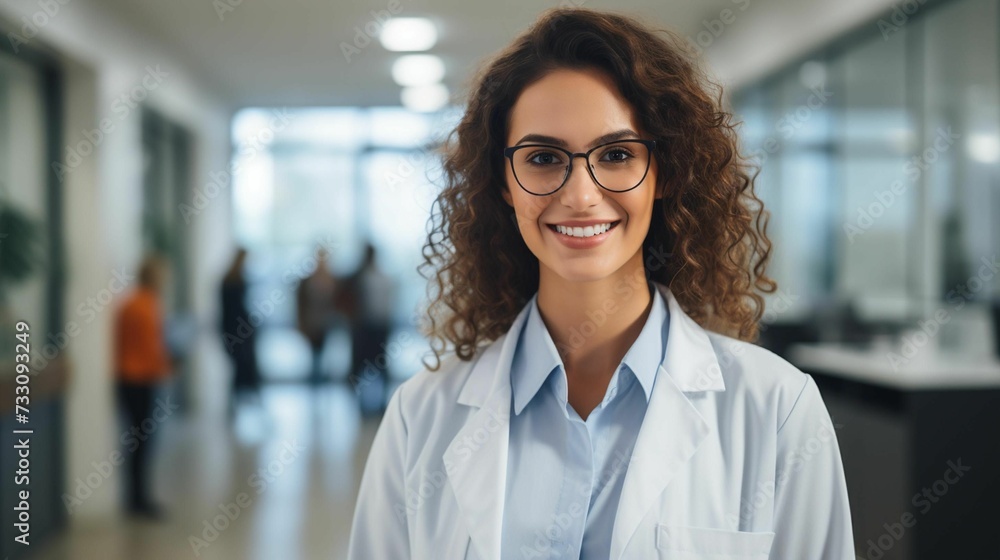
[502,139,657,196]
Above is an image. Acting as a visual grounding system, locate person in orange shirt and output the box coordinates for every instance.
[113,254,172,519]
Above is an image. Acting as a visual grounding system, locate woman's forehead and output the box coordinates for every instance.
[506,68,639,146]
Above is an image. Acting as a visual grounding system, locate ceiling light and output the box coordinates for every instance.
[379,18,437,52]
[401,84,450,112]
[968,133,1000,163]
[391,54,445,87]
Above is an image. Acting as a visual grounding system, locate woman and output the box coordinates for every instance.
[349,7,853,560]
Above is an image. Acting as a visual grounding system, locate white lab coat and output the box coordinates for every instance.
[347,281,854,560]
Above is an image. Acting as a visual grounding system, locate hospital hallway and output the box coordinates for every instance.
[29,382,380,560]
[2,0,1000,558]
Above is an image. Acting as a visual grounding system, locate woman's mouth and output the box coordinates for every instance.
[545,220,622,249]
[547,220,621,238]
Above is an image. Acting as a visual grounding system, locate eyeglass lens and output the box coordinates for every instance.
[509,140,651,195]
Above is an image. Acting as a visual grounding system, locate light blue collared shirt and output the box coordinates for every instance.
[501,281,669,559]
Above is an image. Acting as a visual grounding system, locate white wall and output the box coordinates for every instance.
[704,0,903,89]
[0,0,234,523]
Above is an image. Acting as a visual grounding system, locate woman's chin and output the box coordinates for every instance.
[541,259,620,285]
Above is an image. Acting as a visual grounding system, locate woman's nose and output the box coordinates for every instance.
[558,155,603,210]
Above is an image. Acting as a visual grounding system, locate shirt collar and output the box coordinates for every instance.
[620,281,668,402]
[510,281,669,416]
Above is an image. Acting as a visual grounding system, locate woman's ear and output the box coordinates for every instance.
[502,186,514,207]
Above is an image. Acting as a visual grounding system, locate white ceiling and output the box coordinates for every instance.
[96,0,897,109]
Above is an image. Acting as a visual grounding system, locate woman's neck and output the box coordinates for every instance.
[535,251,653,380]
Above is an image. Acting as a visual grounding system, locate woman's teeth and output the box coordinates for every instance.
[553,222,616,238]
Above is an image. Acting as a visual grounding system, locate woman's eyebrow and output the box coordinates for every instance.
[513,129,640,149]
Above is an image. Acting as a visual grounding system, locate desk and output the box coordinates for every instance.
[788,344,1000,560]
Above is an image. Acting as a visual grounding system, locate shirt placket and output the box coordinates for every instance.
[543,371,592,559]
[556,417,592,558]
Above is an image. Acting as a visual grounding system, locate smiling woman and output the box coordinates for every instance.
[348,6,855,560]
[421,17,777,366]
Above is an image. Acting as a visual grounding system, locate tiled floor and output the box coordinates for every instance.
[29,383,381,560]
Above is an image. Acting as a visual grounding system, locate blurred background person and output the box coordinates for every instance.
[112,254,172,520]
[219,247,261,419]
[295,246,337,386]
[338,243,397,416]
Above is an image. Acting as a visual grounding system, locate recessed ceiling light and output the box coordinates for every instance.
[401,83,450,112]
[968,133,1000,163]
[379,18,438,52]
[391,54,445,87]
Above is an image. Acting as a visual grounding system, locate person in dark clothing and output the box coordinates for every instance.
[220,248,261,418]
[338,243,397,416]
[296,247,337,386]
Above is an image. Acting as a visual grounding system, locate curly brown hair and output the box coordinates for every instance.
[418,6,775,371]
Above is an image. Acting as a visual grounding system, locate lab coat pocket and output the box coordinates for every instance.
[655,524,775,560]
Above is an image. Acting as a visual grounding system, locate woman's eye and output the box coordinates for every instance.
[527,152,563,165]
[601,148,633,162]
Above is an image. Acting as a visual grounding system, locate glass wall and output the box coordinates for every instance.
[0,50,49,351]
[922,0,1000,301]
[733,0,1000,340]
[0,35,66,560]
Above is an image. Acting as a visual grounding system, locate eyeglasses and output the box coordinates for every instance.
[503,139,656,196]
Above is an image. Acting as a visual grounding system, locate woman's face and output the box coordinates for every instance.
[502,67,661,285]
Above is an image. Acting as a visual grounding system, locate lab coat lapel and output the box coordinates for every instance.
[609,283,726,560]
[442,301,532,560]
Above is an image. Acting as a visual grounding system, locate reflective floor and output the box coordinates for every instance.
[30,384,380,560]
